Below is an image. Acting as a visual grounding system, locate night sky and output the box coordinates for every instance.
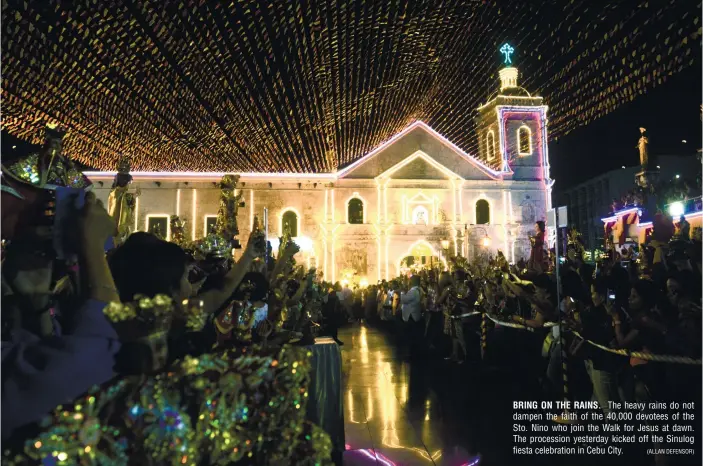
[1,0,700,189]
[550,65,702,191]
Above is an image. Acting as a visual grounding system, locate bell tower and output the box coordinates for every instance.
[475,44,551,185]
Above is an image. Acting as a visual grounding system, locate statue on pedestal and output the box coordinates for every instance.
[170,215,188,247]
[107,157,140,245]
[215,174,244,241]
[637,127,649,170]
[635,127,659,189]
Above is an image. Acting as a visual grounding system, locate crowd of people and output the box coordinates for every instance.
[1,128,701,465]
[350,220,702,464]
[366,223,701,389]
[1,130,344,464]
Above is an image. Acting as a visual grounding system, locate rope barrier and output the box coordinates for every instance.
[484,314,557,331]
[480,314,701,365]
[450,311,481,320]
[572,331,702,365]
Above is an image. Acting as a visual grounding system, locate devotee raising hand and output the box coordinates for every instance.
[198,230,265,314]
[77,191,120,303]
[79,192,117,248]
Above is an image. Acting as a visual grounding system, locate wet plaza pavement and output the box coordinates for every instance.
[336,323,677,466]
[339,323,499,466]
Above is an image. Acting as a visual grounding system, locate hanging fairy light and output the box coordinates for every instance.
[1,1,698,172]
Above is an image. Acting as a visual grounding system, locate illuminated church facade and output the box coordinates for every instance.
[88,65,553,284]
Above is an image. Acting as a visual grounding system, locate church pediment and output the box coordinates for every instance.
[382,152,457,180]
[336,121,503,181]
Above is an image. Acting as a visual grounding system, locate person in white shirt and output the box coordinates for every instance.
[400,276,424,357]
[401,276,423,323]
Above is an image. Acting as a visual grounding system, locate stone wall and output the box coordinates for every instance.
[92,176,551,280]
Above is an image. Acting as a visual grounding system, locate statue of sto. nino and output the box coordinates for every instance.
[637,127,650,170]
[108,157,140,245]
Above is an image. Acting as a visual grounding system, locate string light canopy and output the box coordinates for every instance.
[1,0,699,173]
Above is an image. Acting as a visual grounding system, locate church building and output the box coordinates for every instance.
[88,61,553,284]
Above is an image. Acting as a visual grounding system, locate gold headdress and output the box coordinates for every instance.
[117,156,131,175]
[1,124,91,196]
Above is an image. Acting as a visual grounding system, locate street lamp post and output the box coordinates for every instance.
[440,239,450,269]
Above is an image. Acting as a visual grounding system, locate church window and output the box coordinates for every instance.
[486,130,496,161]
[281,209,299,237]
[347,198,364,224]
[412,205,429,225]
[204,215,218,235]
[518,125,532,155]
[475,199,490,225]
[146,215,169,240]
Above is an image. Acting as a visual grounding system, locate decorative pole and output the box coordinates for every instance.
[481,311,488,360]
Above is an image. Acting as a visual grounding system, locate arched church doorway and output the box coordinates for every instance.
[398,240,445,273]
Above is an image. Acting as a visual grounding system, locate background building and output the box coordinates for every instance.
[88,65,553,284]
[556,154,701,250]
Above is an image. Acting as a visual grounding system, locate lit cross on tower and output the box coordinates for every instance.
[500,43,514,65]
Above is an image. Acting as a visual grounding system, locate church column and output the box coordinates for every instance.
[375,231,383,283]
[322,188,330,281]
[508,191,516,263]
[331,233,337,283]
[249,189,255,230]
[385,233,391,281]
[455,180,464,255]
[382,179,390,224]
[451,179,458,223]
[502,190,510,257]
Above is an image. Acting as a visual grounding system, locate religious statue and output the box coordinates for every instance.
[636,127,658,174]
[170,215,188,247]
[1,123,92,242]
[107,157,140,245]
[214,174,244,241]
[2,123,91,192]
[279,221,295,258]
[637,127,649,169]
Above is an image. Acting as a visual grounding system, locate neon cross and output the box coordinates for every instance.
[500,43,514,65]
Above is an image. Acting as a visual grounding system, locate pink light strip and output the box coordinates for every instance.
[614,211,701,231]
[352,449,396,466]
[601,207,641,223]
[603,209,700,226]
[682,211,702,220]
[477,94,542,111]
[335,120,506,179]
[498,106,551,215]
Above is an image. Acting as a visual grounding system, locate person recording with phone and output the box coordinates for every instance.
[575,277,623,414]
[2,190,121,441]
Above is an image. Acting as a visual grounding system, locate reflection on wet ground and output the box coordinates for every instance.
[339,323,700,466]
[340,323,491,466]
